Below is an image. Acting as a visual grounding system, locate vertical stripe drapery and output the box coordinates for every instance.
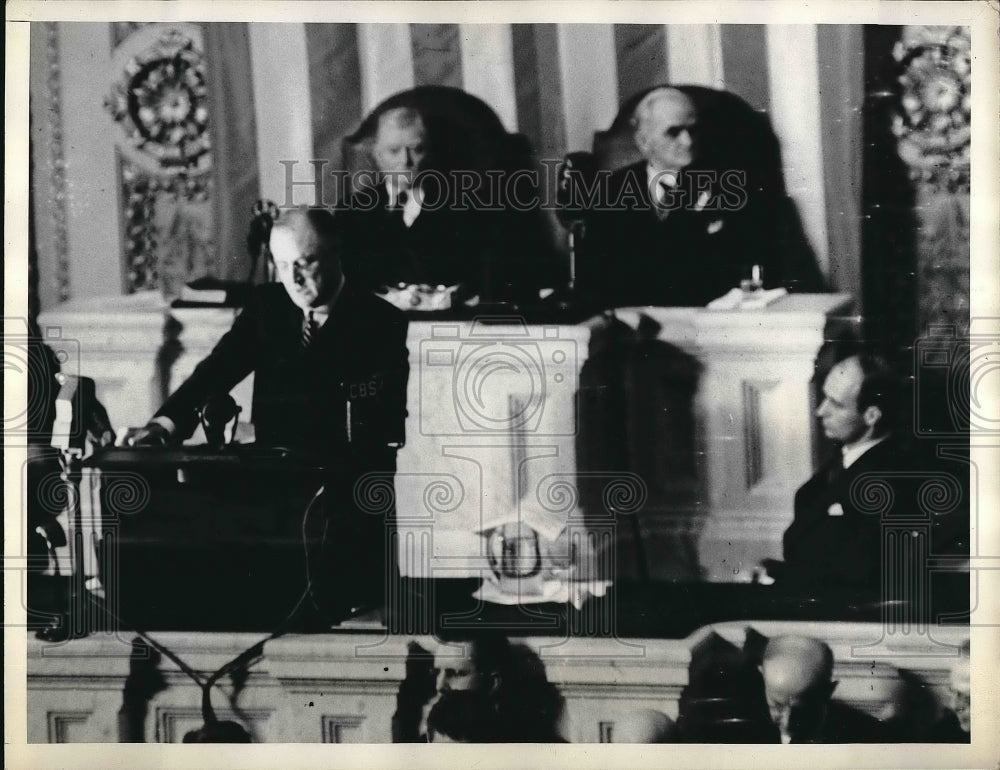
[205,22,862,297]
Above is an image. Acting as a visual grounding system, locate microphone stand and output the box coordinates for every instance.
[550,152,597,311]
[247,200,279,285]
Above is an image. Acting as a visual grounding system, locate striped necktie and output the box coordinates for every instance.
[302,310,317,349]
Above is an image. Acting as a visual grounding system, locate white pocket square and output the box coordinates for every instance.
[707,218,724,235]
[827,503,845,517]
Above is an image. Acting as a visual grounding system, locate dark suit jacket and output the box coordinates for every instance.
[783,438,912,591]
[339,181,550,305]
[155,281,409,458]
[338,183,485,296]
[580,161,754,308]
[154,281,409,613]
[788,701,885,744]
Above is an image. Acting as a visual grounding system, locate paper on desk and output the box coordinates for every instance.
[706,287,788,311]
[474,576,611,610]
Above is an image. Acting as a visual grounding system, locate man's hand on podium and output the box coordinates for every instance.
[755,558,784,585]
[126,422,172,447]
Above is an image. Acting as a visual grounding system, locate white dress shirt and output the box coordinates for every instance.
[841,435,887,469]
[386,183,423,228]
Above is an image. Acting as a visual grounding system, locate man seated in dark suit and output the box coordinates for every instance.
[129,207,409,620]
[581,87,748,308]
[340,105,483,301]
[765,353,905,592]
[760,635,883,743]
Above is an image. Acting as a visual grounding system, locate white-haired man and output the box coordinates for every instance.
[582,87,749,308]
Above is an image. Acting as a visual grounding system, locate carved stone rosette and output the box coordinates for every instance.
[892,25,970,337]
[104,24,215,296]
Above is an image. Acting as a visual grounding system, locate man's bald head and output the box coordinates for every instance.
[761,636,837,742]
[611,709,673,743]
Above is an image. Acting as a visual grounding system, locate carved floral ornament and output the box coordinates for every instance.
[103,24,215,294]
[891,26,971,193]
[104,24,212,179]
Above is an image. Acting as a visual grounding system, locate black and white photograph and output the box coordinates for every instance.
[4,1,998,767]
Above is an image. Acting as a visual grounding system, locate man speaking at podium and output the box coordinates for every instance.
[129,207,409,623]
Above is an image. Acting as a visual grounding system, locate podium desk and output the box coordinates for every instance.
[82,446,328,631]
[39,292,852,586]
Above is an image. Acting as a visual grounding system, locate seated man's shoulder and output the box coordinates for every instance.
[823,700,886,743]
[607,161,646,190]
[251,281,293,301]
[852,435,911,470]
[350,288,409,327]
[242,282,296,317]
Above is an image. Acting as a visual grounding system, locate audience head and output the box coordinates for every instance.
[816,353,897,446]
[432,632,508,697]
[268,207,344,311]
[949,639,971,733]
[373,106,428,195]
[631,87,698,174]
[431,633,565,742]
[761,635,836,743]
[611,709,674,743]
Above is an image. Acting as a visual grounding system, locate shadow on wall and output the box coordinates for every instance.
[576,313,703,582]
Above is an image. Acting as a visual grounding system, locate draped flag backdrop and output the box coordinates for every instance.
[31,22,867,307]
[216,22,863,288]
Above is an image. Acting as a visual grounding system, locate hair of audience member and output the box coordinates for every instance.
[436,632,565,742]
[611,709,674,743]
[436,629,512,688]
[629,86,694,134]
[762,635,835,686]
[851,352,899,437]
[493,642,566,742]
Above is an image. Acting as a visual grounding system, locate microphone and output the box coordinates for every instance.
[555,152,598,293]
[555,152,597,228]
[200,394,240,451]
[246,199,279,284]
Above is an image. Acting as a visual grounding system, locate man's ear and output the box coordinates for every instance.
[862,405,882,430]
[486,671,502,696]
[633,129,651,157]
